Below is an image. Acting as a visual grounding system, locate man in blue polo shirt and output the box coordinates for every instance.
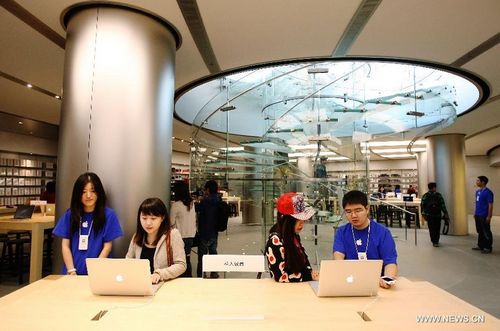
[473,176,494,254]
[333,190,398,288]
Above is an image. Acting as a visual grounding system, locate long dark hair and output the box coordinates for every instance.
[173,182,192,211]
[70,172,107,235]
[133,198,171,247]
[270,213,307,273]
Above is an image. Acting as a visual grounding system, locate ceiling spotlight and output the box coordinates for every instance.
[55,95,61,99]
[220,105,236,112]
[18,121,23,125]
[27,84,32,88]
[307,68,329,74]
[406,111,425,117]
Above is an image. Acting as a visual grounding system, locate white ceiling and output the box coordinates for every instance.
[1,0,498,157]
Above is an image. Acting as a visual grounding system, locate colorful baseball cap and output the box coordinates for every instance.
[276,192,316,220]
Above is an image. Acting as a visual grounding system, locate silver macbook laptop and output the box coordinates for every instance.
[309,260,382,297]
[86,258,163,296]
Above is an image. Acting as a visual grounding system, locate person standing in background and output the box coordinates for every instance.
[407,185,416,196]
[195,180,220,278]
[170,182,197,277]
[421,182,449,247]
[473,176,494,254]
[40,180,56,203]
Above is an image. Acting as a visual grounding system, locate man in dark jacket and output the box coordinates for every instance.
[421,182,449,247]
[196,180,220,278]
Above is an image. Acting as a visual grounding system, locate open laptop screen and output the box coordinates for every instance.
[86,258,162,296]
[310,260,382,297]
[14,205,35,219]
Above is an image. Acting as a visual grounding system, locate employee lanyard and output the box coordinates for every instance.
[351,221,370,260]
[78,218,93,251]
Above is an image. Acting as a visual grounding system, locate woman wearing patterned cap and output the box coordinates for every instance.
[265,192,319,282]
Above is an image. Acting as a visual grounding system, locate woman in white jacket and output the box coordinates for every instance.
[126,197,186,283]
[170,182,197,277]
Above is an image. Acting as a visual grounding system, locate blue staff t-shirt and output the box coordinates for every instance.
[333,220,397,267]
[475,187,494,217]
[53,207,123,275]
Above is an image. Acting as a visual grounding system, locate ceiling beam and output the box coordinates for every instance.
[177,0,221,73]
[331,0,382,57]
[451,33,500,67]
[1,0,65,49]
[0,70,61,99]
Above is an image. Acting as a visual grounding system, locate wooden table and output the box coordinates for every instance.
[371,199,423,223]
[0,276,498,330]
[0,214,55,283]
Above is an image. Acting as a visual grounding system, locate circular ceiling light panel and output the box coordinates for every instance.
[175,58,488,144]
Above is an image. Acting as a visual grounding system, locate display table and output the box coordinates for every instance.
[0,213,54,283]
[0,276,498,330]
[371,199,423,225]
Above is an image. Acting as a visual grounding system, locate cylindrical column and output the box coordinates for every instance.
[241,147,265,225]
[416,151,428,197]
[55,4,180,270]
[426,134,468,235]
[297,157,313,193]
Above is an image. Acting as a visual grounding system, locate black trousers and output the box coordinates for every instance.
[427,215,442,244]
[474,215,493,250]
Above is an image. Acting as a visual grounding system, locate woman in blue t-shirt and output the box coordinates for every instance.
[53,172,123,275]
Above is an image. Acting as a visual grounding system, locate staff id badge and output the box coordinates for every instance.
[78,234,89,250]
[358,252,367,260]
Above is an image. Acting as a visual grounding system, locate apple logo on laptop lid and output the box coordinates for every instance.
[346,275,354,284]
[115,274,125,282]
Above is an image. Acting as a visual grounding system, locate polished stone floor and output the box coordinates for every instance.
[1,215,499,318]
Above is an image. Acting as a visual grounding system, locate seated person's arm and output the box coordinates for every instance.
[61,238,76,275]
[125,235,136,258]
[384,263,397,278]
[154,230,186,282]
[98,241,112,258]
[380,263,398,289]
[379,229,398,288]
[333,251,345,260]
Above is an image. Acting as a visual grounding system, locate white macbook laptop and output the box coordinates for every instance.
[309,260,382,297]
[46,203,56,216]
[86,258,163,296]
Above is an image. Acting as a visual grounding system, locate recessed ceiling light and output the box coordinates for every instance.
[372,148,426,153]
[383,154,416,158]
[27,84,32,88]
[55,95,61,99]
[18,121,23,125]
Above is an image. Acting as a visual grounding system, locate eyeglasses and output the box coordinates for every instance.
[344,208,366,216]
